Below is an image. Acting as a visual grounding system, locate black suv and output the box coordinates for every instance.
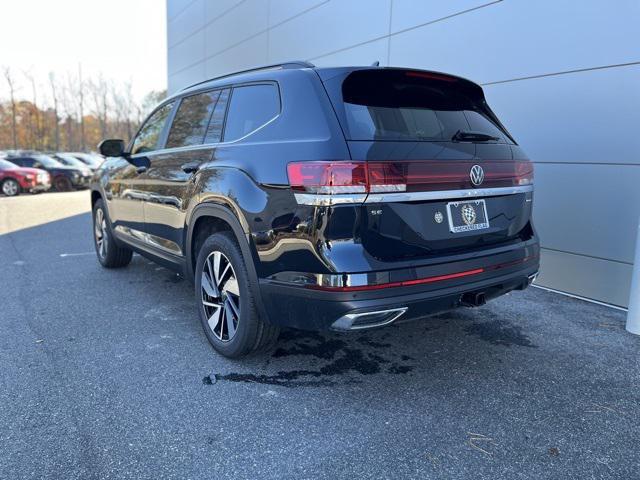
[92,62,539,358]
[7,153,92,191]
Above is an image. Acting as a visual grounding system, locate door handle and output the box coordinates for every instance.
[182,162,200,174]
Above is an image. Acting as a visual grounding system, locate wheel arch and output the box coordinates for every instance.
[186,202,271,324]
[1,175,20,184]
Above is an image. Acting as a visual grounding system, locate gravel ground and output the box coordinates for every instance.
[1,192,639,479]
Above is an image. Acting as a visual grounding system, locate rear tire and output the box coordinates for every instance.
[54,175,72,192]
[1,178,20,197]
[93,199,133,268]
[195,231,279,358]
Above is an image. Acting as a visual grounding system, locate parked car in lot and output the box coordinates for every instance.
[52,153,95,174]
[91,62,539,358]
[68,152,104,170]
[6,153,92,191]
[0,158,50,196]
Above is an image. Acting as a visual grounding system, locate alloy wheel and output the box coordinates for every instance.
[94,208,108,259]
[55,177,71,191]
[201,251,240,342]
[2,180,19,196]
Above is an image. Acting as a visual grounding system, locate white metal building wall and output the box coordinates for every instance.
[167,0,640,307]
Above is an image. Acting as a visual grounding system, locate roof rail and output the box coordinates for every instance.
[180,61,315,91]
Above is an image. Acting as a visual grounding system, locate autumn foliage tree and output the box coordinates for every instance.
[0,67,165,152]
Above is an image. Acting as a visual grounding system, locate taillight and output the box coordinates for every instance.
[288,160,533,205]
[514,161,534,186]
[287,161,367,194]
[367,162,407,193]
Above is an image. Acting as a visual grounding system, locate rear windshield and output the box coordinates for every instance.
[340,70,511,143]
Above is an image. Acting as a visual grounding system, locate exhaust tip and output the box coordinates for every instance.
[331,307,408,331]
[460,292,487,307]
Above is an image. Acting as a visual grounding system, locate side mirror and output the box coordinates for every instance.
[98,139,126,157]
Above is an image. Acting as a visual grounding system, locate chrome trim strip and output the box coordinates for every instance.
[129,90,281,159]
[114,225,183,256]
[294,185,533,206]
[130,143,214,158]
[268,251,538,290]
[130,114,279,159]
[365,185,533,203]
[293,192,367,206]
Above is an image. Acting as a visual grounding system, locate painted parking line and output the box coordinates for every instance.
[59,252,95,257]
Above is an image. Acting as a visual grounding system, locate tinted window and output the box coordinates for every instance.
[166,91,220,148]
[131,102,174,154]
[33,154,63,168]
[464,110,507,141]
[341,70,509,142]
[9,158,30,167]
[224,84,279,142]
[204,88,230,144]
[55,154,86,168]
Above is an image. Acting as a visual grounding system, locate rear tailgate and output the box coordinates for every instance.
[318,67,534,261]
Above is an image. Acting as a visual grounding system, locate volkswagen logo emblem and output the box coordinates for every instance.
[470,165,484,186]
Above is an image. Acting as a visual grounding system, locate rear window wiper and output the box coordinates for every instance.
[452,130,500,142]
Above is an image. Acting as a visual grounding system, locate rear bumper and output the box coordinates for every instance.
[259,242,539,331]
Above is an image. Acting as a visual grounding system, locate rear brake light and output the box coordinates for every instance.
[367,162,407,193]
[288,160,533,193]
[286,162,368,194]
[405,71,458,82]
[514,161,534,186]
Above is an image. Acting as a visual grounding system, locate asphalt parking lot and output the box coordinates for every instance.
[1,191,639,479]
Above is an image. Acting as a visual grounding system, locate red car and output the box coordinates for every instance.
[0,158,51,196]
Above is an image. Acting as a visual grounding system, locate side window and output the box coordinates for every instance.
[166,91,220,148]
[204,88,230,144]
[131,102,174,154]
[223,84,280,142]
[14,158,31,167]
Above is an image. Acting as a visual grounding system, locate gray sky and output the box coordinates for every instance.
[0,0,167,104]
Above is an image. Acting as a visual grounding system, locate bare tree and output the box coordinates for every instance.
[3,67,19,149]
[111,80,135,142]
[23,70,41,150]
[0,68,148,151]
[59,73,75,150]
[49,72,60,151]
[78,64,86,151]
[89,74,109,139]
[122,82,134,141]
